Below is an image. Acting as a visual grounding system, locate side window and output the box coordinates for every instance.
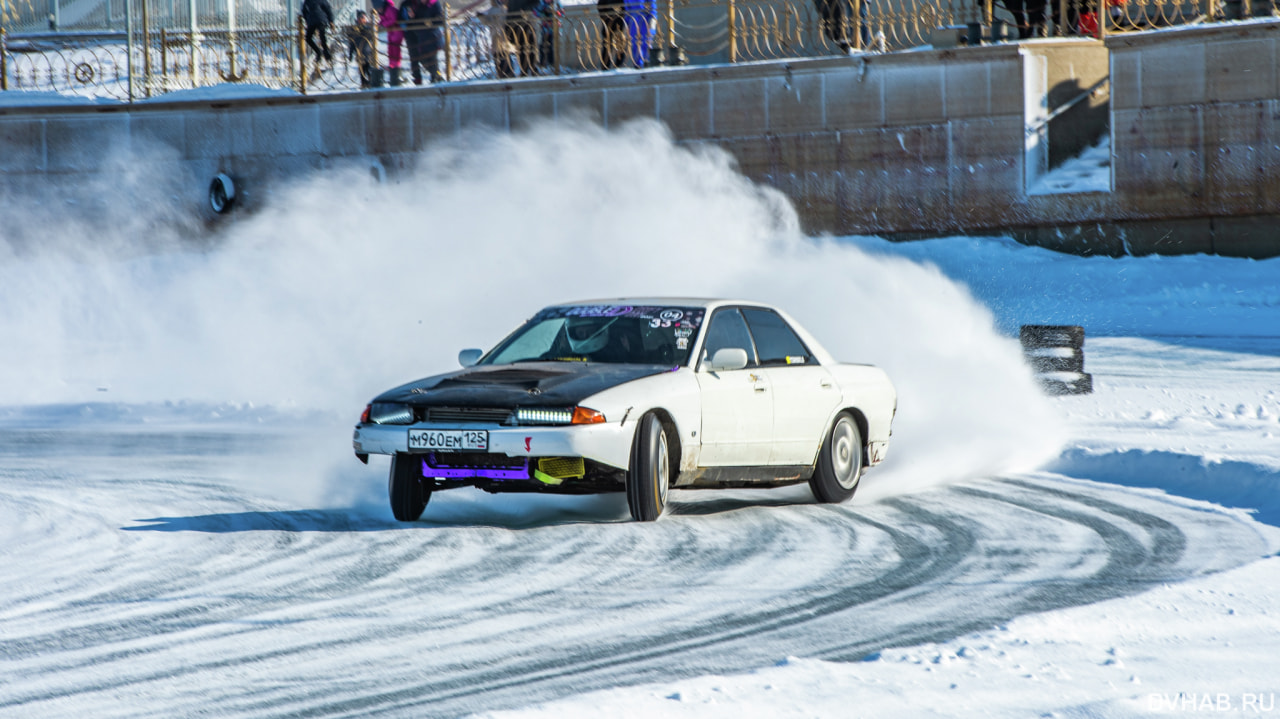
[700,308,757,367]
[741,308,813,366]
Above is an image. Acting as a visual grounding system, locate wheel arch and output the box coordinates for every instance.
[645,407,683,474]
[838,406,871,465]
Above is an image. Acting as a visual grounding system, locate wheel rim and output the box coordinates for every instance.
[831,417,860,490]
[656,426,670,507]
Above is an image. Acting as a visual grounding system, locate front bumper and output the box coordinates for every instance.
[352,420,635,471]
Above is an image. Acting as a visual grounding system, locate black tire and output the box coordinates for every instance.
[389,453,430,521]
[626,413,670,522]
[209,173,236,214]
[809,412,864,504]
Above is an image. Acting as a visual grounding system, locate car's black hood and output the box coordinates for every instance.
[373,362,673,407]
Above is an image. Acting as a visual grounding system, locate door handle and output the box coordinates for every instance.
[754,386,767,393]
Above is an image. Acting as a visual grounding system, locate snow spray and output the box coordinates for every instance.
[0,118,1065,505]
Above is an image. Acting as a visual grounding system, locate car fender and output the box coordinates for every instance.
[577,367,703,473]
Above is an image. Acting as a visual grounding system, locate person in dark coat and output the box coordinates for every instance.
[596,0,627,69]
[1003,0,1047,37]
[301,0,336,71]
[813,0,869,53]
[345,10,378,87]
[401,0,445,85]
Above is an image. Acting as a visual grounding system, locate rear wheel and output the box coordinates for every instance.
[809,412,863,504]
[389,453,430,521]
[626,413,670,522]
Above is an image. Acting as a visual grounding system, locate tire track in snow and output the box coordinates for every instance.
[1,442,1273,719]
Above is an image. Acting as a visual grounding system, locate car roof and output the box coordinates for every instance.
[544,298,772,311]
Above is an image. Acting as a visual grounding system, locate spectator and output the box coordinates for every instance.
[597,0,627,69]
[481,0,518,78]
[401,0,445,84]
[1003,0,1047,37]
[346,10,378,87]
[507,0,541,76]
[813,0,870,53]
[623,0,655,67]
[301,0,336,77]
[374,0,405,86]
[536,0,562,71]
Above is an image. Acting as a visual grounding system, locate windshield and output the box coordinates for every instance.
[482,305,706,366]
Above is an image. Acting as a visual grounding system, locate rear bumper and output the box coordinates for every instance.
[353,421,635,471]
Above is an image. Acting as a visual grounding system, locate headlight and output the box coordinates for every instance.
[516,406,606,425]
[369,402,414,425]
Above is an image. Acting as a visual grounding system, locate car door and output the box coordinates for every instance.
[740,307,841,465]
[694,308,773,466]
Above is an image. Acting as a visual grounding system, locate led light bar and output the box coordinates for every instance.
[516,408,574,425]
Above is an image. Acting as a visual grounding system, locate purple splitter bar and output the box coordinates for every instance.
[421,457,530,480]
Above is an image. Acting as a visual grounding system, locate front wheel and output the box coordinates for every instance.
[389,453,430,521]
[626,413,670,522]
[809,412,863,504]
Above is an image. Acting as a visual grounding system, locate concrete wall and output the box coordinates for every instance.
[4,23,1280,257]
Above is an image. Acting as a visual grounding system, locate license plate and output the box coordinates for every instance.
[407,429,489,452]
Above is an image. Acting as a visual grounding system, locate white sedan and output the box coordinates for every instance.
[353,299,896,522]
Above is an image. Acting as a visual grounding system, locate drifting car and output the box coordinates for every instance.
[353,299,896,522]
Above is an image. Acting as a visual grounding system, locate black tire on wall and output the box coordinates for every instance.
[809,412,863,504]
[626,413,670,522]
[208,173,236,214]
[389,453,430,521]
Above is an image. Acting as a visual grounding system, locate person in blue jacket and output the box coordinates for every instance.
[623,0,655,67]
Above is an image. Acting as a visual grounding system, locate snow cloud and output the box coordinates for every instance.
[0,118,1065,496]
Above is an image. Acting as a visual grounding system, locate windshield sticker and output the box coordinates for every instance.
[677,337,689,350]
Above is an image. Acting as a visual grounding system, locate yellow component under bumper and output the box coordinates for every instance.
[532,457,586,486]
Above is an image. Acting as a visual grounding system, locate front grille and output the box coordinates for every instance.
[422,407,513,424]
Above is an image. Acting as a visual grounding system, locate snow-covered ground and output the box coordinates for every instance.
[2,120,1279,717]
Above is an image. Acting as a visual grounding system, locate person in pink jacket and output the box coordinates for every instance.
[375,0,405,85]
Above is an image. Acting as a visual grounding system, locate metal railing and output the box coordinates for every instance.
[0,0,1241,100]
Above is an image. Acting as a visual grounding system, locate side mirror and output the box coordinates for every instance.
[458,348,483,367]
[706,347,749,372]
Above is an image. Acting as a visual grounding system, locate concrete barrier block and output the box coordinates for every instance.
[710,77,766,138]
[950,117,1022,217]
[0,118,46,172]
[824,62,884,129]
[883,63,944,125]
[183,110,232,160]
[318,102,370,157]
[1139,42,1205,108]
[656,82,712,140]
[1109,51,1141,111]
[988,60,1023,115]
[1118,217,1214,256]
[364,100,414,156]
[1112,106,1205,210]
[1205,102,1268,211]
[130,112,187,156]
[458,92,510,130]
[944,62,991,119]
[1206,38,1276,104]
[554,89,605,124]
[766,71,824,134]
[1213,215,1280,258]
[411,95,460,150]
[44,114,130,172]
[603,85,658,127]
[253,105,323,157]
[509,91,555,128]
